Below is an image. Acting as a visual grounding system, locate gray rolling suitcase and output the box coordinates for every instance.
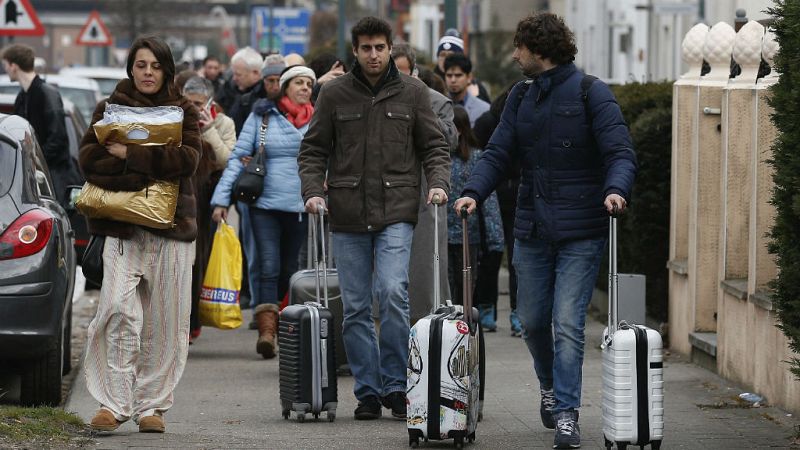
[288,212,348,374]
[602,211,664,449]
[279,209,338,422]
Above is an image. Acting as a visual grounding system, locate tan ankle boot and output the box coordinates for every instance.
[254,303,279,359]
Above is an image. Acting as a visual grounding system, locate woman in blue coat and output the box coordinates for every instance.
[211,65,316,359]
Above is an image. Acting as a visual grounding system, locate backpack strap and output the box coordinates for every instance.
[580,74,598,103]
[512,79,533,111]
[580,74,598,131]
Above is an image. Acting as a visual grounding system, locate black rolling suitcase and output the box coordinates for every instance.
[279,208,338,422]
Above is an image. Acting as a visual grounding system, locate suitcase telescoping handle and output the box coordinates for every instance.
[311,204,329,309]
[432,194,442,310]
[607,205,619,337]
[461,206,474,329]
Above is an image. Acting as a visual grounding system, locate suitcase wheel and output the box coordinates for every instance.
[327,412,336,422]
[453,436,464,449]
[313,413,319,420]
[651,441,662,450]
[409,437,419,448]
[604,436,613,450]
[282,409,290,420]
[467,432,475,443]
[296,413,305,423]
[616,442,628,450]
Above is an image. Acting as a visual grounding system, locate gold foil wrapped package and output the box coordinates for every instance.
[93,104,184,146]
[76,181,179,229]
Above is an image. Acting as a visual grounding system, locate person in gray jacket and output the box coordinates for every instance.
[392,43,454,319]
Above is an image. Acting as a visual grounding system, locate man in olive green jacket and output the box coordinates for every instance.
[298,17,450,421]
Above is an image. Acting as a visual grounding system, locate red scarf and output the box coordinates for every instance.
[278,96,314,128]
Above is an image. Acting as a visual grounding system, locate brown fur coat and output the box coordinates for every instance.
[78,79,202,242]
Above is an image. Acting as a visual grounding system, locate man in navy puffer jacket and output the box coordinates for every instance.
[454,13,637,449]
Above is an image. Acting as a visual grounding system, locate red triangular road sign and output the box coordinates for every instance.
[0,0,44,36]
[76,11,112,46]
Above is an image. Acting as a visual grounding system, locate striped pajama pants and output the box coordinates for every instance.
[84,228,195,422]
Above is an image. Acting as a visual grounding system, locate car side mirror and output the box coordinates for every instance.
[66,185,83,211]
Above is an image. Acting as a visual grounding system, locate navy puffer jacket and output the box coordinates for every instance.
[462,63,637,243]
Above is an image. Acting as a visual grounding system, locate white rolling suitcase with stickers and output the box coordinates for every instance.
[602,211,664,450]
[407,201,480,449]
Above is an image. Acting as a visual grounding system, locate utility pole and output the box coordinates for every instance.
[444,0,457,30]
[337,0,346,60]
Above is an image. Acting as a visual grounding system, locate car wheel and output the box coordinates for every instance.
[62,305,72,375]
[20,329,63,406]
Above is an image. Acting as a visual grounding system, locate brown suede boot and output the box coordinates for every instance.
[254,303,279,359]
[138,414,165,433]
[89,408,124,431]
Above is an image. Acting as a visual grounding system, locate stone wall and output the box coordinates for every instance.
[669,21,800,412]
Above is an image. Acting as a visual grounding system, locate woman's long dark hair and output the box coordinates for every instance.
[453,105,477,161]
[126,35,177,96]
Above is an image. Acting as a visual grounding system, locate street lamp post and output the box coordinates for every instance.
[337,0,346,60]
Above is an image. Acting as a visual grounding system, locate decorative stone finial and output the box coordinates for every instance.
[681,23,709,79]
[682,23,709,65]
[703,22,737,81]
[732,20,765,84]
[760,27,780,85]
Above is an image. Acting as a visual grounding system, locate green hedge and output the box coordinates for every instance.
[767,0,800,379]
[602,82,673,323]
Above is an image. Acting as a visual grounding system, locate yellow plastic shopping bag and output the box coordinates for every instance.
[199,221,243,329]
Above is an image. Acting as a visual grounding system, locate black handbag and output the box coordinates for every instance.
[82,234,105,286]
[232,114,269,204]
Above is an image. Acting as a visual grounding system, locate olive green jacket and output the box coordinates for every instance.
[299,62,451,233]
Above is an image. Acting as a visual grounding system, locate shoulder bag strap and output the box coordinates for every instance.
[257,113,269,155]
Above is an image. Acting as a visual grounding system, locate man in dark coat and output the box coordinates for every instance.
[454,13,637,449]
[299,17,450,421]
[2,44,77,205]
[213,46,262,126]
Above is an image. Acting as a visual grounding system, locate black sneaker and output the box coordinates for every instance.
[552,410,581,449]
[540,388,556,429]
[381,391,407,419]
[354,396,382,420]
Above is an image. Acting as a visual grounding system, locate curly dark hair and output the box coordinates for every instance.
[513,13,577,65]
[351,16,393,49]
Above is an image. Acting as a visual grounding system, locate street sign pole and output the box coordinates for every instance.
[268,0,274,54]
[444,0,457,31]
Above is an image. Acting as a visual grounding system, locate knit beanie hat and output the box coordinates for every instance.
[437,32,464,56]
[262,54,286,77]
[279,65,317,91]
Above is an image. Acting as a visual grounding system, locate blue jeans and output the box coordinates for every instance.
[513,236,606,413]
[238,202,260,308]
[332,223,413,401]
[248,208,307,307]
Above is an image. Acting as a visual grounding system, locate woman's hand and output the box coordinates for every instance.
[212,206,228,223]
[197,107,212,130]
[106,142,128,159]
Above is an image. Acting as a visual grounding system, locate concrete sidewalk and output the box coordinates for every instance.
[65,294,799,449]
